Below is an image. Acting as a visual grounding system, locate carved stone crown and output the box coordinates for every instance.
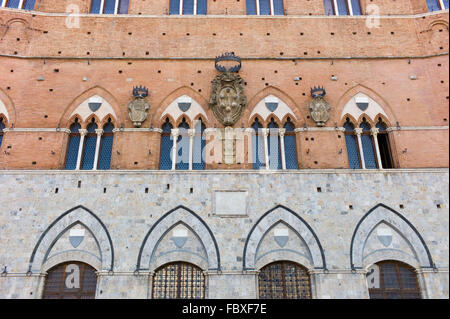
[215,52,242,73]
[310,85,326,98]
[133,85,149,98]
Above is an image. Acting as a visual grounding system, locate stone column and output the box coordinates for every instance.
[188,128,195,170]
[261,128,270,170]
[354,128,365,169]
[75,129,87,170]
[171,128,179,170]
[93,129,104,170]
[370,127,383,169]
[279,128,286,170]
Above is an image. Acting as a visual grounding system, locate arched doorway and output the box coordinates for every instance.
[152,262,205,299]
[258,261,311,299]
[367,260,421,299]
[42,262,97,299]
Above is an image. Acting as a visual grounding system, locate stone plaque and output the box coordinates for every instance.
[214,190,248,216]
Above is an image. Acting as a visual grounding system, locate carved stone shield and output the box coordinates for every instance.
[128,98,149,127]
[309,96,330,127]
[209,72,247,127]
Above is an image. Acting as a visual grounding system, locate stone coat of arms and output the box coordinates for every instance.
[209,53,247,127]
[309,86,330,127]
[128,85,150,127]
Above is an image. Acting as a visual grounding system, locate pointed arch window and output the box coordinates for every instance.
[427,0,448,11]
[246,0,284,15]
[193,119,206,170]
[376,119,394,169]
[268,118,282,170]
[283,118,298,169]
[344,119,361,169]
[169,0,207,15]
[1,0,35,10]
[360,119,377,169]
[90,0,129,14]
[176,118,190,170]
[98,119,114,170]
[258,261,311,299]
[160,118,174,170]
[252,118,264,169]
[0,117,5,148]
[64,119,82,170]
[368,261,421,299]
[152,262,205,299]
[81,119,98,170]
[323,0,362,16]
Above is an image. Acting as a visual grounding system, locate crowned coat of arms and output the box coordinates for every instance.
[128,85,150,127]
[309,86,331,127]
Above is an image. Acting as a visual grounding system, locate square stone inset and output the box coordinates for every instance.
[213,190,248,217]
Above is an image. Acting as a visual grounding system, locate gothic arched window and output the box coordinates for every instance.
[176,118,190,170]
[344,119,361,169]
[42,262,97,299]
[360,119,377,169]
[284,118,298,169]
[376,119,394,169]
[246,0,284,15]
[2,0,35,10]
[152,262,205,299]
[90,0,129,14]
[81,119,98,170]
[252,118,264,169]
[323,0,362,16]
[258,261,311,299]
[160,118,174,170]
[193,119,206,170]
[65,119,81,170]
[427,0,449,12]
[268,118,281,170]
[0,117,5,149]
[169,0,207,15]
[368,261,421,299]
[98,119,114,170]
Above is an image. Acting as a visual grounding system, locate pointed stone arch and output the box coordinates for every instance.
[243,205,326,270]
[28,206,115,273]
[0,88,16,126]
[350,203,434,270]
[59,86,123,128]
[336,84,397,126]
[136,205,221,271]
[244,86,304,127]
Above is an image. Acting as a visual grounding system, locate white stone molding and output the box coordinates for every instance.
[137,206,220,271]
[188,128,195,170]
[93,129,104,170]
[112,128,163,133]
[261,128,270,170]
[370,127,383,169]
[3,128,71,133]
[350,203,434,270]
[244,205,326,270]
[278,128,286,170]
[29,206,114,273]
[354,128,366,169]
[170,128,179,170]
[75,129,88,170]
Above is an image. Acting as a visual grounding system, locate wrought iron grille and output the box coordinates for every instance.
[193,121,206,170]
[258,261,311,299]
[368,261,421,299]
[42,262,97,299]
[176,119,189,170]
[152,262,205,299]
[64,121,81,170]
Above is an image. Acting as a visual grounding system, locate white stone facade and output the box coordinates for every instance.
[0,169,448,299]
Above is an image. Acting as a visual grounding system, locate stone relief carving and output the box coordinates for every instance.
[209,53,247,127]
[128,85,149,127]
[309,86,330,127]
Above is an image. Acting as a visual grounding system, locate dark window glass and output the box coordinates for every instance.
[336,0,349,15]
[197,0,207,14]
[81,121,98,170]
[98,121,114,170]
[193,120,206,170]
[360,121,377,169]
[90,0,102,13]
[268,118,281,169]
[23,0,36,10]
[118,0,129,14]
[323,0,335,15]
[376,121,393,169]
[6,0,21,8]
[284,119,298,169]
[344,121,361,169]
[43,262,97,299]
[176,118,189,170]
[368,261,421,299]
[252,119,264,169]
[443,0,449,9]
[160,119,173,170]
[350,0,362,15]
[152,262,205,299]
[259,0,271,15]
[0,118,5,148]
[183,0,194,15]
[170,0,180,14]
[273,0,284,15]
[65,121,81,170]
[259,261,311,299]
[246,0,257,15]
[427,0,442,11]
[103,0,116,14]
